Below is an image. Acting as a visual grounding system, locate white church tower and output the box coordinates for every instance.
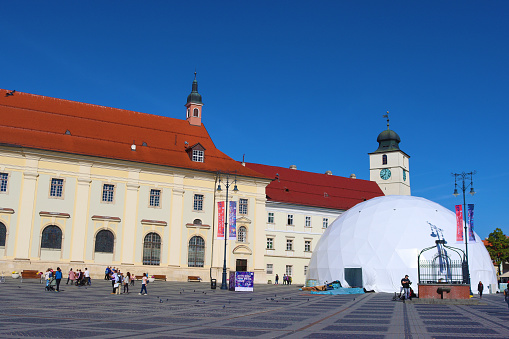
[369,112,411,195]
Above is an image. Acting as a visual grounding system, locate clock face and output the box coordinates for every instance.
[380,168,391,180]
[403,170,407,181]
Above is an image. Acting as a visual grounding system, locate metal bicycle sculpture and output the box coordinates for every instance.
[418,222,467,285]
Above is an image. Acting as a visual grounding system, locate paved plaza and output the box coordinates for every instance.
[0,278,508,338]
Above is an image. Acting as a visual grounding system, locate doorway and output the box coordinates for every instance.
[344,268,363,288]
[236,259,247,272]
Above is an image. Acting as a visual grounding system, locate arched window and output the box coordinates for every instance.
[95,230,114,253]
[238,226,247,243]
[41,225,62,249]
[193,219,202,225]
[188,236,205,267]
[193,108,199,117]
[187,108,190,118]
[143,232,161,265]
[0,222,6,247]
[382,154,387,165]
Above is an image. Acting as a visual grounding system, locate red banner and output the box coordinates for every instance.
[217,201,225,239]
[455,205,463,242]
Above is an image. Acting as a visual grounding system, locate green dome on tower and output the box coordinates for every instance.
[186,73,202,105]
[373,112,401,153]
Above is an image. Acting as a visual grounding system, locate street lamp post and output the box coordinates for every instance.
[452,171,476,287]
[216,172,238,290]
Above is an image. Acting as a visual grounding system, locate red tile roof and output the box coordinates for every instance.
[243,163,384,210]
[0,89,269,179]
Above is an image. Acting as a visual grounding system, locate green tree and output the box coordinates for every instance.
[485,228,509,275]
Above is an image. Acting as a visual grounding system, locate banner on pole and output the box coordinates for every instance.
[229,201,237,240]
[455,205,463,242]
[217,201,225,239]
[468,204,475,242]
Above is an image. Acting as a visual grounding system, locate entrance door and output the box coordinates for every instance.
[344,268,363,288]
[236,259,247,272]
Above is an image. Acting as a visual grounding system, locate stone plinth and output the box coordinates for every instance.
[418,283,470,299]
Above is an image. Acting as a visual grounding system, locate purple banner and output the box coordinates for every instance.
[468,204,475,242]
[229,201,237,240]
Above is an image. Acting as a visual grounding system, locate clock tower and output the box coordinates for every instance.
[369,113,411,195]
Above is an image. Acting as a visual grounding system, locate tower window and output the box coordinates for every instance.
[382,154,387,165]
[193,108,199,117]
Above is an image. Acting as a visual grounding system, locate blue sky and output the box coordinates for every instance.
[2,1,508,239]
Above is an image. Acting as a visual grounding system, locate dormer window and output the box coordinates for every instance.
[186,143,206,163]
[192,150,204,162]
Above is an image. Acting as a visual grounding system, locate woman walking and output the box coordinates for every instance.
[139,273,148,295]
[478,281,484,299]
[66,268,75,285]
[124,272,130,294]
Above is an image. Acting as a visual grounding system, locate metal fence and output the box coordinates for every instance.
[418,240,468,285]
[418,258,467,284]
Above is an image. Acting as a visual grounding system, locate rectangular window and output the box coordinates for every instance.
[0,173,8,192]
[286,265,293,276]
[266,264,273,274]
[287,214,294,225]
[102,184,115,202]
[323,218,329,228]
[304,240,311,252]
[266,238,273,249]
[267,212,274,223]
[192,149,204,162]
[239,198,248,214]
[305,216,311,227]
[304,265,308,276]
[150,189,161,207]
[286,239,293,251]
[194,194,204,211]
[50,178,64,197]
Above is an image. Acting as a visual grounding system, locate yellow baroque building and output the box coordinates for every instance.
[0,81,272,282]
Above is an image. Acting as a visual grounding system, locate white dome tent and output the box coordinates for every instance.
[306,195,497,294]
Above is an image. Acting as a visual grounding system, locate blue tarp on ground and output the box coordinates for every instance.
[302,287,365,295]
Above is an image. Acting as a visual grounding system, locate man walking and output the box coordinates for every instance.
[477,281,483,299]
[55,267,63,292]
[84,268,91,285]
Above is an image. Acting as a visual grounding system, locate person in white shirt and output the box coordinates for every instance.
[111,270,118,294]
[84,268,91,285]
[139,273,148,295]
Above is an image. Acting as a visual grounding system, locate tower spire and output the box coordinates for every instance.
[383,111,390,130]
[185,73,203,126]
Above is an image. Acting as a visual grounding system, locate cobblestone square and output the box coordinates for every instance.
[0,279,508,338]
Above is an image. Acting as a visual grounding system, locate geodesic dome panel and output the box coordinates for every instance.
[307,195,497,293]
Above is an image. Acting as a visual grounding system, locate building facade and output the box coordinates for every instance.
[243,163,384,285]
[0,82,272,281]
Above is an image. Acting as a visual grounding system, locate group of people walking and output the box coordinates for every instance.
[274,274,292,285]
[107,268,136,294]
[66,268,91,286]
